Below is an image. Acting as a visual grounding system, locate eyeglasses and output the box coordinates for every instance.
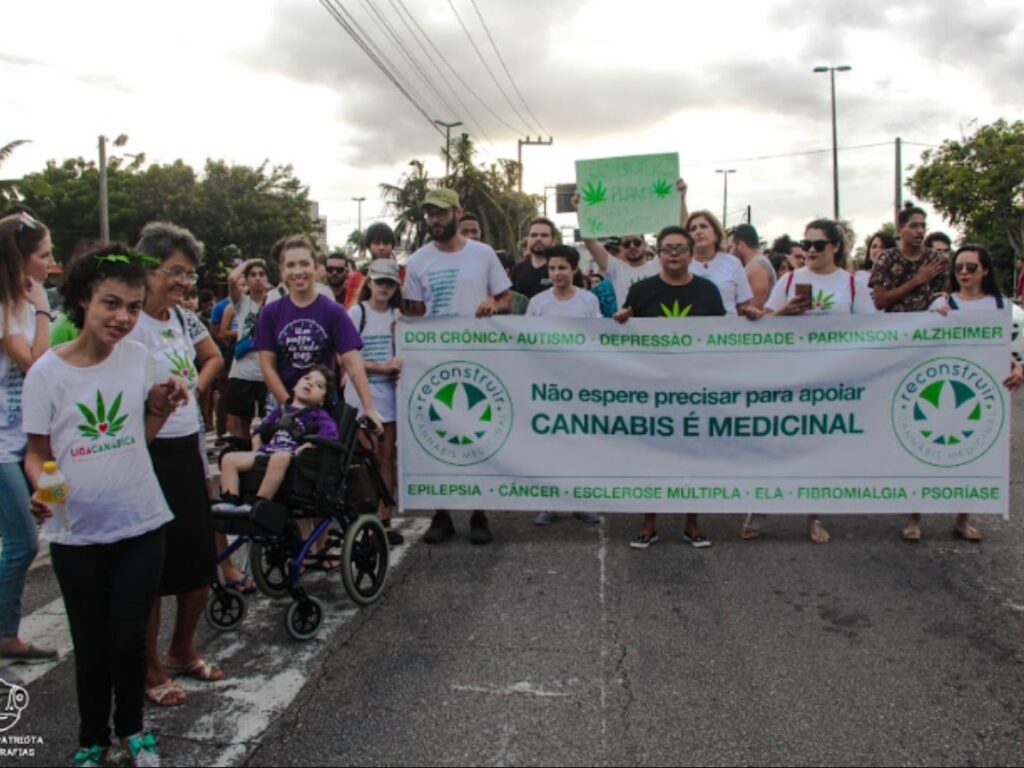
[658,244,691,255]
[158,267,199,284]
[955,262,980,274]
[799,239,831,253]
[620,238,644,248]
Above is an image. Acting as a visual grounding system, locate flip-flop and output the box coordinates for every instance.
[953,524,982,542]
[225,577,256,595]
[901,522,922,542]
[163,657,225,682]
[145,679,186,707]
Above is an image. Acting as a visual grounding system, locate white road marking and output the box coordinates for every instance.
[451,681,573,698]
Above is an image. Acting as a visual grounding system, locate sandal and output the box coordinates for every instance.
[953,523,982,542]
[163,656,225,682]
[739,513,762,541]
[225,577,256,595]
[808,518,831,544]
[902,520,922,542]
[145,679,186,707]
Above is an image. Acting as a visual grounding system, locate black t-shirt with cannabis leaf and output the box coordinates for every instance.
[624,274,726,318]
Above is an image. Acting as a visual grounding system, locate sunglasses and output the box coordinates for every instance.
[372,278,398,286]
[325,266,349,274]
[620,238,644,248]
[658,244,691,255]
[955,262,980,274]
[799,239,831,253]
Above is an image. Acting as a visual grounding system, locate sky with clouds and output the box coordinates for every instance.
[4,0,1023,251]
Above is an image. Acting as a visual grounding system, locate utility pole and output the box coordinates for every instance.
[813,65,852,219]
[894,136,903,226]
[715,169,736,227]
[434,119,463,177]
[517,136,553,192]
[98,136,109,243]
[352,197,366,257]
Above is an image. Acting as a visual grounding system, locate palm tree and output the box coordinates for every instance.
[380,160,433,251]
[0,140,47,208]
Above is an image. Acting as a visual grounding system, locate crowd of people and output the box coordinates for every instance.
[0,178,1020,765]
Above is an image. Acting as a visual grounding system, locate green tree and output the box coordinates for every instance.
[380,160,433,251]
[909,119,1024,288]
[0,140,51,207]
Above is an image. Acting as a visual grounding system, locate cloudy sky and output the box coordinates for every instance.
[4,0,1023,250]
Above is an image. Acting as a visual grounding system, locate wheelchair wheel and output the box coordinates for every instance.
[205,587,246,632]
[341,515,389,606]
[285,596,324,641]
[251,542,291,599]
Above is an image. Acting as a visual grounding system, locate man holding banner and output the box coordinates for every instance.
[403,188,512,545]
[614,224,725,549]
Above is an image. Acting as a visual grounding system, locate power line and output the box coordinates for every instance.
[688,141,895,168]
[392,0,525,137]
[317,0,444,137]
[468,0,548,136]
[444,0,534,135]
[357,0,459,122]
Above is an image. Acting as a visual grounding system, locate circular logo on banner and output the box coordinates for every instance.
[891,357,1005,468]
[409,361,513,466]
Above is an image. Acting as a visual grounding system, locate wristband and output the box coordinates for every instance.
[35,309,53,321]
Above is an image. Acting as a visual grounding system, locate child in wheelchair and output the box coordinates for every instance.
[213,366,338,514]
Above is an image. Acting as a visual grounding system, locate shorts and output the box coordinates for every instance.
[226,378,268,419]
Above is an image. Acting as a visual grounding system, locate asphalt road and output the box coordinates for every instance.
[7,401,1024,767]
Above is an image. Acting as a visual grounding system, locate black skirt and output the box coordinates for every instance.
[149,434,215,596]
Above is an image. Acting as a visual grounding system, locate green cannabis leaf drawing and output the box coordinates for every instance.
[581,181,608,206]
[660,300,693,318]
[652,179,673,198]
[76,391,128,440]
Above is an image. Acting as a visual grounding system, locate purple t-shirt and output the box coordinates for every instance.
[253,294,362,394]
[256,404,339,454]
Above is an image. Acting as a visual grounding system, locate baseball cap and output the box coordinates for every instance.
[422,188,460,210]
[367,259,401,284]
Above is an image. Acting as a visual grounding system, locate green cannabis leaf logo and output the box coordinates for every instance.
[813,290,836,311]
[166,351,197,383]
[428,382,493,446]
[581,181,608,206]
[914,380,983,446]
[660,300,693,318]
[587,218,604,234]
[160,329,175,340]
[652,179,673,198]
[76,390,128,440]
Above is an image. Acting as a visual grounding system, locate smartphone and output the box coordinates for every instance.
[794,283,813,302]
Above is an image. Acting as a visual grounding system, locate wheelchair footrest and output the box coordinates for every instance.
[211,501,289,537]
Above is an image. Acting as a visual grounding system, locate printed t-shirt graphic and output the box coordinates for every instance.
[765,267,877,315]
[21,340,173,545]
[128,310,202,438]
[253,294,362,393]
[624,274,727,319]
[403,239,512,317]
[345,303,399,422]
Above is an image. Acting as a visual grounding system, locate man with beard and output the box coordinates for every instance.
[571,193,660,307]
[871,204,950,312]
[510,217,586,298]
[404,188,511,545]
[322,251,354,306]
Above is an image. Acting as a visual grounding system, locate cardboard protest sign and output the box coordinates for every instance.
[574,153,680,238]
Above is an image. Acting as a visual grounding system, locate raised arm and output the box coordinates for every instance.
[572,190,610,272]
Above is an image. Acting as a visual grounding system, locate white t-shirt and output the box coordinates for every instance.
[765,267,877,316]
[345,303,398,423]
[526,287,602,318]
[691,253,754,315]
[127,309,201,438]
[21,341,173,545]
[403,239,512,317]
[929,294,1003,312]
[229,294,268,381]
[605,258,661,308]
[0,302,35,464]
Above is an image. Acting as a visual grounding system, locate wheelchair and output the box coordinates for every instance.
[205,401,391,641]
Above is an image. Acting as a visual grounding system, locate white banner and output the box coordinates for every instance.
[397,313,1012,516]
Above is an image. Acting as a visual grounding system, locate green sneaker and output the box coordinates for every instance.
[125,732,160,767]
[73,745,104,768]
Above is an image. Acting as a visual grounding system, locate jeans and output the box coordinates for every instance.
[51,526,165,746]
[0,462,37,638]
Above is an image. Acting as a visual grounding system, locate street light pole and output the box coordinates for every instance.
[352,197,366,257]
[814,65,852,219]
[98,134,129,243]
[517,136,554,192]
[433,120,463,177]
[715,169,736,227]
